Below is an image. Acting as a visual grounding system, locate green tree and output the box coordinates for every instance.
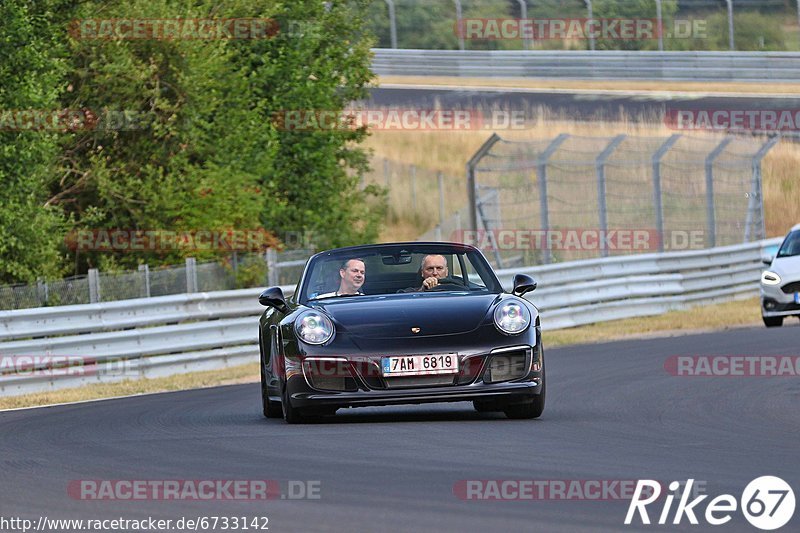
[0,0,69,283]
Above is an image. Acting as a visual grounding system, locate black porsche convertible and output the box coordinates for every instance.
[258,242,544,423]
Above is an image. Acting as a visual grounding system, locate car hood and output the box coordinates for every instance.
[311,292,502,339]
[771,255,800,279]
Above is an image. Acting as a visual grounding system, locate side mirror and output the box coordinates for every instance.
[761,253,774,266]
[512,274,537,296]
[761,244,778,266]
[259,287,289,313]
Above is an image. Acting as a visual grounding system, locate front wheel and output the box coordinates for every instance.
[762,316,783,328]
[504,368,545,420]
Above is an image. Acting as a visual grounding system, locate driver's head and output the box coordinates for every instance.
[339,258,365,293]
[420,254,448,280]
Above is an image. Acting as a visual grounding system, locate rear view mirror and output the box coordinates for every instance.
[382,253,413,265]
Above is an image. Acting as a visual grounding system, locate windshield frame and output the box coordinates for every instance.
[297,243,503,305]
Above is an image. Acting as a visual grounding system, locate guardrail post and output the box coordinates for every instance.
[266,248,278,287]
[138,264,151,298]
[745,135,780,242]
[538,133,570,264]
[466,133,502,231]
[185,258,198,293]
[652,134,681,253]
[384,0,398,49]
[88,268,100,303]
[705,137,733,248]
[596,135,626,257]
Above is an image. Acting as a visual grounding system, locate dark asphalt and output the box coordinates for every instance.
[1,325,799,532]
[368,87,800,126]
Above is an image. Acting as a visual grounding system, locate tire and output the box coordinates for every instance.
[260,359,282,418]
[762,316,783,328]
[503,367,545,420]
[281,386,307,424]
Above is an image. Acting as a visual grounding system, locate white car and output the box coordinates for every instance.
[761,224,800,327]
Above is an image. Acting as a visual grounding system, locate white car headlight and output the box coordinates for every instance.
[493,301,531,335]
[295,310,334,345]
[761,271,782,286]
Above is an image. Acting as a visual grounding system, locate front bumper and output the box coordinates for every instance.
[761,283,800,317]
[284,344,543,411]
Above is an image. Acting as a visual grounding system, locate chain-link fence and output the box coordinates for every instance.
[369,0,799,52]
[0,249,313,311]
[460,133,778,268]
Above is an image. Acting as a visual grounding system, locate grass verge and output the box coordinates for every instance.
[378,76,800,95]
[0,298,767,411]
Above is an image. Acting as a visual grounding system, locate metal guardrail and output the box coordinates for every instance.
[371,49,800,82]
[0,238,781,397]
[495,238,783,330]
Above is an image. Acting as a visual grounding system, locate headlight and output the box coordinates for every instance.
[761,271,782,286]
[294,310,334,345]
[493,300,531,335]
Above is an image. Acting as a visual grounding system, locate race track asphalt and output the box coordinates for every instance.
[1,325,798,532]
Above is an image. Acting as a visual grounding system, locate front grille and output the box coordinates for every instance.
[384,375,456,388]
[781,281,800,294]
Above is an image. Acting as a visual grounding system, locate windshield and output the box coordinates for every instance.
[301,245,501,303]
[777,230,800,258]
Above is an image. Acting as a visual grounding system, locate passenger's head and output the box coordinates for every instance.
[339,258,365,293]
[420,254,448,280]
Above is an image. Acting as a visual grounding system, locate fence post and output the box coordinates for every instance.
[516,0,532,49]
[437,171,445,232]
[584,0,595,51]
[596,135,626,257]
[410,164,417,210]
[36,279,48,306]
[383,158,390,188]
[453,0,465,50]
[88,268,100,303]
[384,0,398,49]
[266,248,278,287]
[466,133,502,232]
[185,257,198,293]
[705,137,733,248]
[538,133,570,264]
[652,134,681,253]
[655,0,664,51]
[725,0,735,51]
[138,264,151,298]
[745,136,780,242]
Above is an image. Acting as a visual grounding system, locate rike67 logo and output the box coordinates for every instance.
[625,477,795,530]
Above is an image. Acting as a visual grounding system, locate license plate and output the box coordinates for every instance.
[381,354,458,377]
